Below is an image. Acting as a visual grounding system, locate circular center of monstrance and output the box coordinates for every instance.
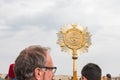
[64,27,84,50]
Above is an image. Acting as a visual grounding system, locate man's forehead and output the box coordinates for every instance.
[45,52,54,67]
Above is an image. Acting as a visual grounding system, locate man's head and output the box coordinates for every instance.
[14,45,56,80]
[106,74,111,80]
[81,63,101,80]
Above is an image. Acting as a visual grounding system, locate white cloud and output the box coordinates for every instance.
[0,0,55,21]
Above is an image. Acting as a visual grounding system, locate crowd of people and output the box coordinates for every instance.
[4,45,111,80]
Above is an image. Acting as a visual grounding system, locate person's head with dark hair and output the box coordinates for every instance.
[5,74,8,80]
[81,63,102,80]
[14,45,57,80]
[106,74,111,80]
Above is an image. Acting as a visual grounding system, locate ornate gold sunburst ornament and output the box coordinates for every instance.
[57,24,91,80]
[57,24,91,55]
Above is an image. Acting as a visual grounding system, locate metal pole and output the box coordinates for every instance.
[72,49,78,80]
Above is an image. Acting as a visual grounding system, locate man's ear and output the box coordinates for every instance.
[82,76,87,80]
[34,67,42,80]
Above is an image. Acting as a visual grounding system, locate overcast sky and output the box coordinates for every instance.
[0,0,120,77]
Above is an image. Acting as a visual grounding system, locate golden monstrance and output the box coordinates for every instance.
[57,24,91,80]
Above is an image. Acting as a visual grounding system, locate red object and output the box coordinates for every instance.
[8,64,15,78]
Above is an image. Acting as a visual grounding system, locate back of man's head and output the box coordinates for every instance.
[106,74,111,80]
[81,63,101,80]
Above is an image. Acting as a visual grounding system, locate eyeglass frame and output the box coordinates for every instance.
[39,66,57,73]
